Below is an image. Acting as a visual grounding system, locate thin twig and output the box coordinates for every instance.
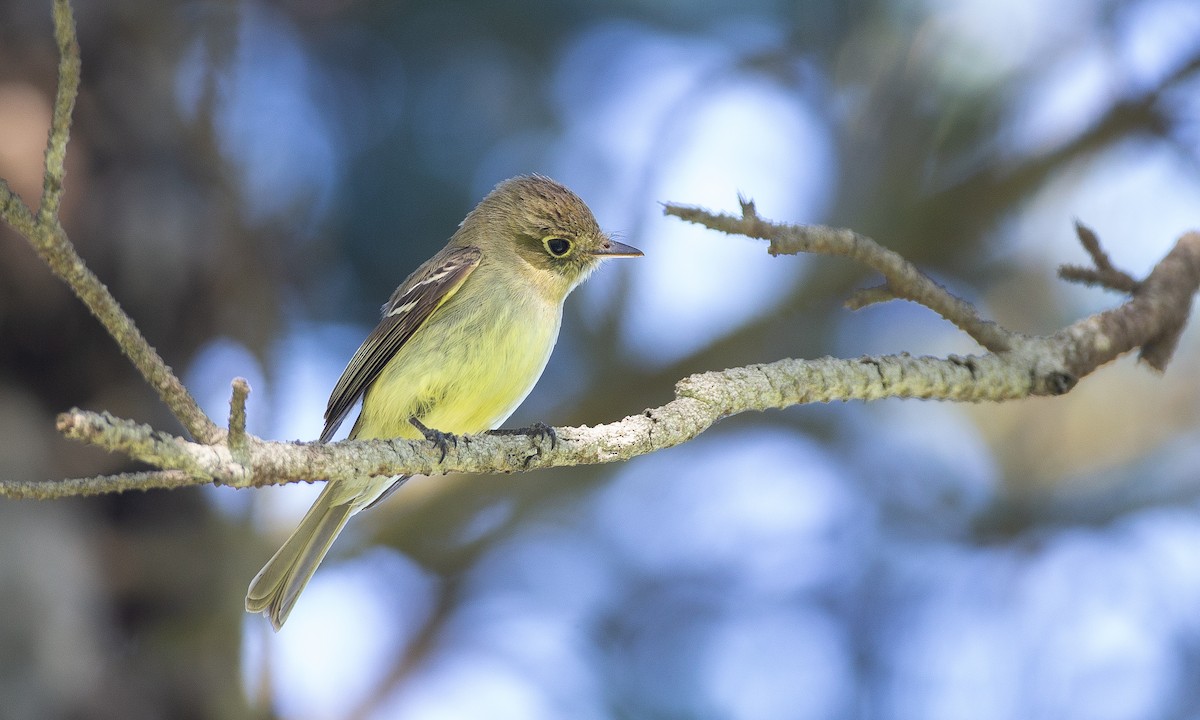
[38,0,80,223]
[0,0,221,443]
[845,283,899,310]
[228,377,251,455]
[0,179,37,236]
[1058,221,1141,293]
[4,471,198,500]
[664,202,1016,352]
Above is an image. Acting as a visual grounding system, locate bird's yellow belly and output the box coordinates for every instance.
[351,291,561,441]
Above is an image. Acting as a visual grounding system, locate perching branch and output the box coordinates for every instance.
[17,348,1074,500]
[2,1,1200,500]
[9,217,1199,499]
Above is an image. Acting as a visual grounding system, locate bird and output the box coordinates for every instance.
[246,174,642,629]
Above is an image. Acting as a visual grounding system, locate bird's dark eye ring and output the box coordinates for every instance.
[544,237,572,257]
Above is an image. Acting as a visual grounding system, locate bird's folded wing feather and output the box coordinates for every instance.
[319,245,483,443]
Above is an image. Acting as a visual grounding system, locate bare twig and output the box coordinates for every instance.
[1059,221,1141,292]
[1057,231,1200,372]
[845,283,900,310]
[38,0,80,223]
[0,179,38,236]
[0,0,220,443]
[3,470,198,500]
[228,377,251,455]
[665,201,1016,352]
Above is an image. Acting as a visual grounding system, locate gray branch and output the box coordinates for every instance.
[0,0,220,444]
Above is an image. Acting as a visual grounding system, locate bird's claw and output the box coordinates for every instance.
[410,417,457,462]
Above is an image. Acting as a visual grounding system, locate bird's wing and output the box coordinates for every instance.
[319,245,483,443]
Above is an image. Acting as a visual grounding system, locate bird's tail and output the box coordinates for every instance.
[245,482,356,631]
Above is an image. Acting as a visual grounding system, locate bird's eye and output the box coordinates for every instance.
[544,237,572,257]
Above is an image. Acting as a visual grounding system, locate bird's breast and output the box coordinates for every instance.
[353,278,563,441]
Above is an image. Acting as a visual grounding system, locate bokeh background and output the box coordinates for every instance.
[2,0,1200,718]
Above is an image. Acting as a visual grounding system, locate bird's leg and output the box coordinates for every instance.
[487,422,557,450]
[409,417,457,462]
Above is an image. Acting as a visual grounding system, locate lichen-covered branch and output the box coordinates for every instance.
[665,199,1016,353]
[5,222,1198,502]
[0,350,1047,499]
[663,202,1200,386]
[228,377,251,456]
[0,0,220,443]
[1057,229,1200,372]
[1,213,1196,499]
[4,470,199,500]
[38,0,80,223]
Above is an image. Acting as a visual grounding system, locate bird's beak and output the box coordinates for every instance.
[591,238,643,257]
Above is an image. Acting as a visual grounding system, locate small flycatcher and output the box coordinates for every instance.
[246,175,641,629]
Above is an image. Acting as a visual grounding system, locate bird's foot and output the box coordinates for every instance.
[410,417,457,462]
